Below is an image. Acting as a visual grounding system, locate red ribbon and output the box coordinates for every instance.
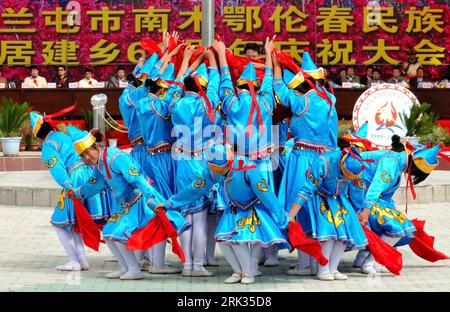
[409,219,449,262]
[33,79,38,86]
[405,160,417,214]
[126,210,186,263]
[363,227,403,275]
[287,221,329,266]
[73,197,104,251]
[245,80,264,138]
[193,76,215,123]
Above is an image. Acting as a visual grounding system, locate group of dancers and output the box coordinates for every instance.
[29,30,448,284]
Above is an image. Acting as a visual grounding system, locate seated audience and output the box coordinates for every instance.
[23,65,47,88]
[360,65,374,87]
[0,66,8,88]
[368,69,385,87]
[107,67,127,88]
[341,65,360,84]
[387,66,408,86]
[55,66,69,88]
[409,67,429,88]
[78,68,98,88]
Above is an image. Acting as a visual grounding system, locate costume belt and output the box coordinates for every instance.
[237,146,274,160]
[174,145,203,157]
[146,143,172,155]
[131,137,145,147]
[294,142,325,153]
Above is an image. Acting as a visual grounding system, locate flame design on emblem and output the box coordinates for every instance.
[375,101,397,127]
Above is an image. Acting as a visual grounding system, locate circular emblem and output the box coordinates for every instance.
[45,157,58,169]
[353,84,419,149]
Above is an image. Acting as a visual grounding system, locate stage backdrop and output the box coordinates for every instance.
[0,0,448,82]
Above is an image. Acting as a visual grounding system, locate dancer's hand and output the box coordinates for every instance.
[169,43,185,58]
[183,45,194,60]
[153,203,166,213]
[264,35,276,54]
[212,40,226,56]
[359,208,370,226]
[66,188,74,199]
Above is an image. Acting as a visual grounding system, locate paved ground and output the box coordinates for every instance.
[0,202,449,292]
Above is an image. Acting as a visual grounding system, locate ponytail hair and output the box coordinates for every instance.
[391,135,405,152]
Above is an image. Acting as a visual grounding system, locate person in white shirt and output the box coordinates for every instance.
[78,68,98,88]
[23,65,47,88]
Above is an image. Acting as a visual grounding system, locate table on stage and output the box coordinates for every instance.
[1,88,449,120]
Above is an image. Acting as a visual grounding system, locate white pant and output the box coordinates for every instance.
[180,209,208,270]
[54,226,88,266]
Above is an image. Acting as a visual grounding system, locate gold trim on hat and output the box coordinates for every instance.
[33,116,43,137]
[236,78,260,87]
[74,133,96,155]
[197,76,208,88]
[288,72,305,89]
[305,67,325,80]
[155,78,169,89]
[413,157,437,174]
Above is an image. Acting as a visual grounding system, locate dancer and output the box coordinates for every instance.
[134,55,183,274]
[30,112,110,271]
[156,143,289,284]
[273,51,335,276]
[167,46,223,277]
[214,38,283,268]
[288,147,369,280]
[357,136,443,274]
[66,126,189,280]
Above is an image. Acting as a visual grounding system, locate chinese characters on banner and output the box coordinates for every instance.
[0,0,448,80]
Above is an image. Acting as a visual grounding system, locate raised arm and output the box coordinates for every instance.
[176,45,195,80]
[212,40,237,112]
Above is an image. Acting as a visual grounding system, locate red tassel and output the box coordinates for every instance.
[126,210,185,263]
[409,219,449,262]
[193,76,215,123]
[287,221,329,266]
[363,227,403,275]
[73,198,103,251]
[246,80,264,138]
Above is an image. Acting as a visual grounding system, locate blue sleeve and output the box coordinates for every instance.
[76,170,108,199]
[295,156,328,207]
[219,66,238,113]
[261,68,275,113]
[206,66,221,108]
[247,168,289,228]
[364,157,398,210]
[42,141,73,191]
[164,167,215,210]
[111,152,163,209]
[273,78,292,108]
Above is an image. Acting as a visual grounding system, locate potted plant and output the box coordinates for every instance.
[0,97,30,156]
[30,135,41,151]
[400,102,438,145]
[19,119,32,151]
[81,109,94,130]
[419,125,450,146]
